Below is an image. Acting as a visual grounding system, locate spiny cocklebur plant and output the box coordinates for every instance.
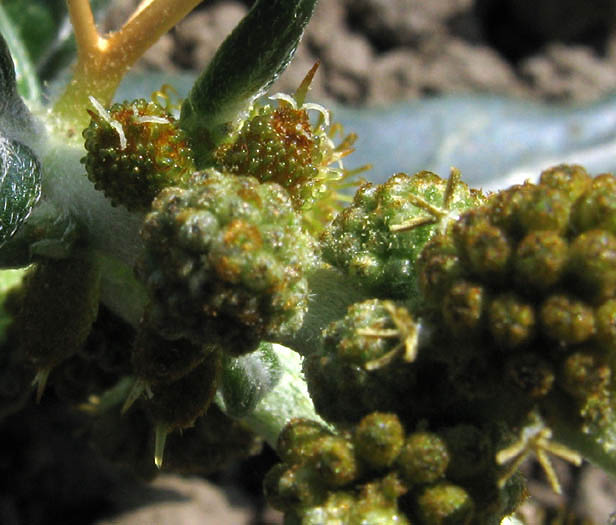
[1,0,616,523]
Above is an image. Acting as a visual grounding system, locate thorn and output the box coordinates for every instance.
[443,167,462,209]
[154,423,169,469]
[121,378,147,414]
[294,61,320,107]
[32,368,51,403]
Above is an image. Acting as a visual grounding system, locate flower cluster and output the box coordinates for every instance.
[82,97,194,211]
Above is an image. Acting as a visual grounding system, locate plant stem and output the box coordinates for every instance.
[68,0,101,56]
[54,0,203,131]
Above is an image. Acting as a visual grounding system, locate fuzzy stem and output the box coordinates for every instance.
[54,0,203,131]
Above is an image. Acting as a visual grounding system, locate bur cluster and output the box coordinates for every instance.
[137,168,318,356]
[82,98,194,211]
[215,78,360,231]
[321,170,484,299]
[265,414,524,524]
[418,165,616,438]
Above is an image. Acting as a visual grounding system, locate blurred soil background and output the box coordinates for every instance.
[4,1,616,524]
[123,0,616,106]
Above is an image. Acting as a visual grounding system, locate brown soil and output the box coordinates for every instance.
[8,2,616,525]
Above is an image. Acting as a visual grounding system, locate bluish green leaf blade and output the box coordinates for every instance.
[180,0,319,167]
[0,138,42,244]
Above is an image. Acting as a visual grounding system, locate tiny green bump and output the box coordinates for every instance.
[568,229,616,303]
[488,293,536,350]
[539,164,592,203]
[417,235,463,305]
[272,463,327,511]
[310,435,359,488]
[560,351,613,431]
[517,185,572,236]
[353,412,404,470]
[453,211,511,282]
[277,418,331,465]
[540,294,596,345]
[416,482,474,525]
[396,431,450,486]
[571,173,616,234]
[514,230,568,291]
[595,298,616,350]
[441,280,486,337]
[487,183,534,237]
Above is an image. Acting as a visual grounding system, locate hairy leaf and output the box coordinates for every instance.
[0,30,39,145]
[221,342,282,418]
[0,27,18,111]
[0,138,42,244]
[180,0,319,167]
[0,6,40,105]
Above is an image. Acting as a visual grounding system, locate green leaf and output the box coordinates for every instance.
[0,26,18,107]
[0,138,42,244]
[0,267,28,342]
[1,0,112,99]
[3,0,62,65]
[0,6,41,105]
[221,342,282,418]
[0,30,38,142]
[544,392,616,478]
[180,0,319,167]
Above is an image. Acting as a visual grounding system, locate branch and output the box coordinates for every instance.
[54,0,203,132]
[66,0,105,58]
[106,0,202,76]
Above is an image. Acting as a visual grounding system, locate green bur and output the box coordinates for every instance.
[138,169,318,356]
[321,169,484,300]
[415,164,616,484]
[81,98,194,212]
